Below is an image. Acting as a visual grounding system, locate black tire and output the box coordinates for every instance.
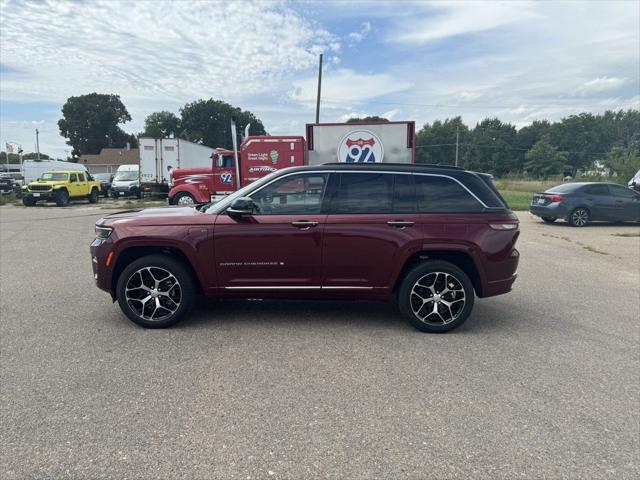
[116,254,195,328]
[55,189,69,207]
[132,188,142,199]
[398,260,475,333]
[569,207,589,227]
[172,192,196,206]
[88,188,99,203]
[22,196,35,207]
[541,216,556,223]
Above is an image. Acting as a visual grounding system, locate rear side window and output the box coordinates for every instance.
[334,173,393,213]
[584,184,609,195]
[414,175,483,213]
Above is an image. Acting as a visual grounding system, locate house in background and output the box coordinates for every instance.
[80,147,139,174]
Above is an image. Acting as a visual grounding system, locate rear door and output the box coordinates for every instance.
[76,172,88,196]
[214,172,329,289]
[68,173,79,196]
[582,184,614,220]
[321,172,423,291]
[608,184,640,221]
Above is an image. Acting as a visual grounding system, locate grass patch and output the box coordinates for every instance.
[101,198,166,210]
[0,193,23,206]
[576,241,608,255]
[499,190,532,211]
[611,232,640,238]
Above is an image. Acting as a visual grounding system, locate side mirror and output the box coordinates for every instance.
[227,197,254,216]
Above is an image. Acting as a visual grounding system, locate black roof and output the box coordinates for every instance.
[288,162,472,177]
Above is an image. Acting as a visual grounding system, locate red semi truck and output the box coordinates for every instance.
[168,136,306,205]
[168,121,415,205]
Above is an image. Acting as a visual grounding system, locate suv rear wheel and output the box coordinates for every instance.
[398,260,475,333]
[116,254,195,328]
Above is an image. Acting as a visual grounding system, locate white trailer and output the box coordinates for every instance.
[23,159,87,183]
[139,137,215,193]
[305,121,415,165]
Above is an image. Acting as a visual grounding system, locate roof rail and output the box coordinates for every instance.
[320,162,465,170]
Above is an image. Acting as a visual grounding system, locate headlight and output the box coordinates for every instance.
[95,225,113,239]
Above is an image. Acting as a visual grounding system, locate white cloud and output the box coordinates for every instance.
[391,1,540,44]
[576,77,630,96]
[348,22,372,45]
[292,69,412,105]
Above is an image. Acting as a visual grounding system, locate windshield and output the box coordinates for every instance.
[41,172,68,181]
[204,169,292,214]
[114,171,138,181]
[94,173,112,181]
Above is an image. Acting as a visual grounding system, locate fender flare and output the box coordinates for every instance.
[168,184,209,204]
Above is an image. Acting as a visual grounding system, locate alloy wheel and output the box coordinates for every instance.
[409,272,466,325]
[571,209,588,227]
[125,267,182,321]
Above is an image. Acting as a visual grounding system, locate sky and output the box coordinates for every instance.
[0,0,638,159]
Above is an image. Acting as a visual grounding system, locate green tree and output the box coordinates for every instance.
[58,93,137,159]
[141,111,181,138]
[517,120,551,152]
[345,116,389,123]
[604,145,640,182]
[415,117,468,165]
[179,99,267,149]
[524,138,568,178]
[0,152,50,163]
[463,118,519,175]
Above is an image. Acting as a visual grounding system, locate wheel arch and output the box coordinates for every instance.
[111,245,204,296]
[393,249,484,296]
[168,185,207,204]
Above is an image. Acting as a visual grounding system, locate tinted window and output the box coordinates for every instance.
[609,184,637,199]
[584,184,609,196]
[393,174,415,213]
[70,174,77,182]
[78,173,85,182]
[250,173,327,215]
[414,175,483,213]
[335,173,393,214]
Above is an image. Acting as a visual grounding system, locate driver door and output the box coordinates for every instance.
[214,172,329,289]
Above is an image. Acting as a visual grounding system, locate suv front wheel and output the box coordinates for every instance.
[116,254,195,328]
[398,260,475,333]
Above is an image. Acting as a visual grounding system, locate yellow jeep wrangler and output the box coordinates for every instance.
[22,170,102,207]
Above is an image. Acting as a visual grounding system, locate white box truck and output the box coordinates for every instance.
[305,121,415,165]
[139,137,215,194]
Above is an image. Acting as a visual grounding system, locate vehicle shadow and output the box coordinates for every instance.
[532,219,640,228]
[177,297,513,335]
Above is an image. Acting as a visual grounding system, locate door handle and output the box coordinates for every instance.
[615,200,624,203]
[387,220,414,228]
[291,220,319,229]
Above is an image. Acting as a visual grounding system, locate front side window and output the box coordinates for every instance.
[334,173,393,214]
[609,184,637,199]
[415,175,483,213]
[69,174,78,182]
[77,173,85,182]
[249,173,328,215]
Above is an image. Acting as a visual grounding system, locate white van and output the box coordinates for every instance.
[110,164,141,198]
[23,160,87,184]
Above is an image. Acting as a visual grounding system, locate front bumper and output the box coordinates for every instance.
[90,235,116,297]
[24,191,56,201]
[111,186,138,197]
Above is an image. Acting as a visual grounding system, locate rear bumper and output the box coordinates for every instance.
[483,272,518,297]
[529,203,570,220]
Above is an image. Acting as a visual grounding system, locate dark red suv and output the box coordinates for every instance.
[91,164,519,332]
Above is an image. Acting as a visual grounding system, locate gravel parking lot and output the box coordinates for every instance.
[1,205,638,479]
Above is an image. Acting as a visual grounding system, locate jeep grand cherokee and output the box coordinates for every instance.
[91,164,519,333]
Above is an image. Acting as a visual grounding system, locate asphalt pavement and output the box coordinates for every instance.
[1,204,638,479]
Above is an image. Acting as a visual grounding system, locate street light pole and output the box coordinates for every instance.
[315,53,323,124]
[455,126,459,167]
[35,129,40,160]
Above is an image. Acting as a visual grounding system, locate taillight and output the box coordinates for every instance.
[489,223,519,231]
[548,194,566,203]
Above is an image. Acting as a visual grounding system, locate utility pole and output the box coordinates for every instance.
[455,126,459,167]
[35,128,40,160]
[315,53,323,124]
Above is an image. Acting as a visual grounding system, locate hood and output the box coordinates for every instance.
[97,206,210,228]
[29,180,67,187]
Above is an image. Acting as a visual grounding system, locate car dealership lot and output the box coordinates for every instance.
[1,206,638,479]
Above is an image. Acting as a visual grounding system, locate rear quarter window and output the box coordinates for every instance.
[414,175,484,213]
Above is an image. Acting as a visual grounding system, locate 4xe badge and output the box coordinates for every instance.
[338,129,384,163]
